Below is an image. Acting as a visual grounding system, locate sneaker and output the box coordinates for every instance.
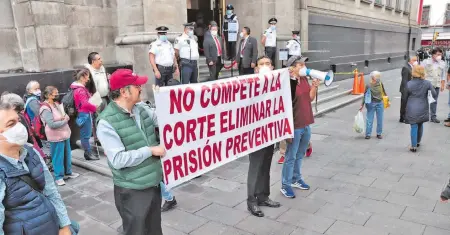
[277,156,285,164]
[64,173,80,180]
[161,197,177,212]
[55,179,66,186]
[291,179,310,190]
[280,187,296,198]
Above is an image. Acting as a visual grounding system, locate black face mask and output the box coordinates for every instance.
[53,95,61,103]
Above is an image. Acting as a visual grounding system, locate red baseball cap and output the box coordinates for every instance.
[109,69,148,90]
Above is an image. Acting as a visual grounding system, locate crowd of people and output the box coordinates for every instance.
[0,12,449,235]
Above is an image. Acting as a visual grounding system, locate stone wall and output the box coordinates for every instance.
[0,1,22,72]
[5,0,118,73]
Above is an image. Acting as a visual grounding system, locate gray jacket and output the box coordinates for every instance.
[236,36,258,68]
[203,34,224,64]
[405,78,437,124]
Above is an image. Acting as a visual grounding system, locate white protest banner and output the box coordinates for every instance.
[154,69,294,189]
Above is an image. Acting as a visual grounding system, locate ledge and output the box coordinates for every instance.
[395,8,402,13]
[374,3,384,8]
[385,6,394,10]
[115,32,185,45]
[361,0,372,4]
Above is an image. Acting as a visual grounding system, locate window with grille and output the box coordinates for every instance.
[404,0,410,13]
[374,0,383,6]
[421,5,430,25]
[445,4,450,25]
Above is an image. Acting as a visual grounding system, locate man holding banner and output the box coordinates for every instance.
[96,69,165,235]
[280,56,319,199]
[247,56,281,217]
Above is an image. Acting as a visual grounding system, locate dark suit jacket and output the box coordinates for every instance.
[236,36,258,68]
[400,64,412,93]
[203,34,224,64]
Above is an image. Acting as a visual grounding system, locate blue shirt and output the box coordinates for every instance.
[0,145,71,234]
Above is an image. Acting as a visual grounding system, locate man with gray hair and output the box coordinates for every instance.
[423,47,446,123]
[400,56,417,122]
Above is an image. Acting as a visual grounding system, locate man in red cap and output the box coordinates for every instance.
[96,69,166,235]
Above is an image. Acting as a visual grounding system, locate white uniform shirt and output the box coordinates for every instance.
[263,27,277,47]
[174,34,199,60]
[149,39,175,67]
[286,39,301,56]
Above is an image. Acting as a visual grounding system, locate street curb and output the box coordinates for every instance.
[72,157,112,178]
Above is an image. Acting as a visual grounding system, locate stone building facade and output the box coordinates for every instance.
[0,0,420,100]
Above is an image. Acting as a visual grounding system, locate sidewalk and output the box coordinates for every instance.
[62,68,450,235]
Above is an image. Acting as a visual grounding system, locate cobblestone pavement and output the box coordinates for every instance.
[62,68,450,235]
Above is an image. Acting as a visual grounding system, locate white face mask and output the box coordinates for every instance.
[258,66,272,74]
[436,56,442,61]
[1,122,28,146]
[32,90,41,97]
[240,32,244,38]
[413,61,418,66]
[211,30,218,36]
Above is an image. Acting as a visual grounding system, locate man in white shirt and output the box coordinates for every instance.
[261,18,278,68]
[149,26,179,87]
[85,52,109,111]
[174,22,200,84]
[423,47,446,123]
[286,30,301,58]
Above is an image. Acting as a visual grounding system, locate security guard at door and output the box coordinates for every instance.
[286,30,301,59]
[175,22,199,84]
[261,18,277,68]
[222,4,239,60]
[149,26,179,87]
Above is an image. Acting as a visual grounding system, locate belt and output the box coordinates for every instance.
[157,65,173,70]
[180,58,197,63]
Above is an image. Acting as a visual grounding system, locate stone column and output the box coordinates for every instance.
[11,0,70,72]
[299,0,308,51]
[115,0,187,101]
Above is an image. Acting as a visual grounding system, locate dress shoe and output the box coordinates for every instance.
[431,118,441,123]
[247,204,264,217]
[84,152,100,161]
[399,118,405,123]
[161,197,177,212]
[258,198,281,208]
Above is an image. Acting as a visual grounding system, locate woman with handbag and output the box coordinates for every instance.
[405,65,437,152]
[40,86,80,186]
[359,71,388,139]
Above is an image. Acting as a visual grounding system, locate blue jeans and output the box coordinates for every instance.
[365,102,384,136]
[430,87,440,119]
[447,91,450,119]
[160,181,174,201]
[410,123,424,148]
[50,139,72,180]
[76,112,92,153]
[281,126,311,188]
[70,220,80,234]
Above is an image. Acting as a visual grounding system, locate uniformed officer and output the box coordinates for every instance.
[174,22,200,84]
[262,18,278,68]
[286,30,301,58]
[149,26,179,87]
[222,4,239,60]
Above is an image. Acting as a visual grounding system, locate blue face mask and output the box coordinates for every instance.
[188,30,194,37]
[271,25,276,30]
[226,10,232,15]
[160,35,168,41]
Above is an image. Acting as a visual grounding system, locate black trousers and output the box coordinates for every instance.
[208,57,223,81]
[114,185,162,235]
[265,47,277,68]
[155,65,174,87]
[247,145,274,205]
[400,92,407,120]
[239,60,254,75]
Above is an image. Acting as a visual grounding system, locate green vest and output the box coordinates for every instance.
[98,102,162,190]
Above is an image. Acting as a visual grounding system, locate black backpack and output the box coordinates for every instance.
[61,88,78,117]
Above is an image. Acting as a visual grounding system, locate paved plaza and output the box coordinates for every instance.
[61,69,450,235]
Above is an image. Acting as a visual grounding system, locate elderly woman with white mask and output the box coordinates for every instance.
[360,71,388,139]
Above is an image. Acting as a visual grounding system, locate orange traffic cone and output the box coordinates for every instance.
[352,71,360,95]
[358,73,365,94]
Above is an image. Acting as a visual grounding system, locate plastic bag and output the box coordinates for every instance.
[353,111,365,134]
[428,90,436,104]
